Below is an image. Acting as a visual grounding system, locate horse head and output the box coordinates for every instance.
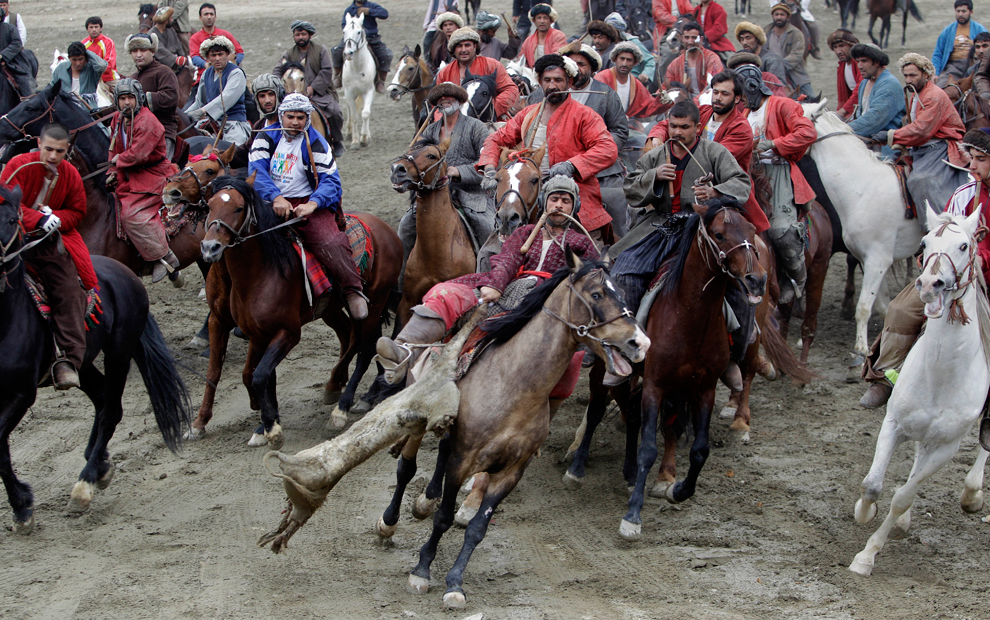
[0,81,64,145]
[201,173,256,262]
[50,49,68,76]
[801,98,829,123]
[163,143,236,208]
[281,63,307,95]
[505,58,537,96]
[343,14,367,59]
[693,200,767,304]
[390,135,449,193]
[494,143,546,236]
[461,69,497,122]
[138,3,155,33]
[387,45,430,102]
[917,205,986,319]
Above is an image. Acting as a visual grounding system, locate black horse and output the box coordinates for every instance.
[0,185,192,531]
[461,67,498,124]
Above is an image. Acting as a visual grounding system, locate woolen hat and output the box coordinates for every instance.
[726,52,763,69]
[850,43,889,67]
[770,2,792,15]
[290,20,316,34]
[529,3,558,23]
[125,32,158,54]
[447,27,481,53]
[587,20,619,43]
[200,34,235,57]
[826,29,859,49]
[610,41,643,64]
[428,82,469,106]
[153,7,174,25]
[898,52,935,78]
[559,41,602,73]
[436,11,464,29]
[735,21,766,45]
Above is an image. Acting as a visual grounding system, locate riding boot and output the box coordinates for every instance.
[52,359,81,391]
[152,250,180,283]
[344,289,370,321]
[375,306,447,385]
[720,362,744,392]
[860,380,893,409]
[332,67,343,91]
[376,70,388,94]
[774,227,807,305]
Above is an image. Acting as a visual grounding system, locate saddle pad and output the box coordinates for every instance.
[293,243,332,299]
[454,319,500,381]
[291,213,375,300]
[890,162,916,220]
[25,275,102,331]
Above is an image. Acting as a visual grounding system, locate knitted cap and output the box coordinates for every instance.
[447,26,481,52]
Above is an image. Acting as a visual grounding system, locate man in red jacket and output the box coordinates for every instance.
[436,27,519,120]
[594,42,664,118]
[0,123,98,389]
[664,22,725,100]
[828,29,861,121]
[519,3,567,67]
[693,0,735,63]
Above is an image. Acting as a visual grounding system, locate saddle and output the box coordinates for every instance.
[112,193,207,243]
[289,213,374,315]
[24,274,102,331]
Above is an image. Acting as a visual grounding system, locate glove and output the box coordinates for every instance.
[175,56,187,67]
[187,108,206,121]
[481,167,497,192]
[755,139,774,152]
[38,212,61,234]
[871,131,889,144]
[548,161,576,178]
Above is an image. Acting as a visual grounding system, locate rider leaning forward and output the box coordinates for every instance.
[248,93,369,320]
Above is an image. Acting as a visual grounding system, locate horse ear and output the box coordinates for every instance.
[924,200,941,232]
[246,171,257,187]
[439,136,452,154]
[565,246,583,272]
[47,79,62,99]
[691,202,709,218]
[220,142,236,165]
[7,185,22,209]
[498,147,510,167]
[414,44,421,59]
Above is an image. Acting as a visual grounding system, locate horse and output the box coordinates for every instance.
[492,144,546,237]
[0,185,191,531]
[280,63,334,143]
[461,67,498,124]
[867,0,923,49]
[802,103,924,382]
[463,0,483,30]
[943,75,990,131]
[386,45,434,129]
[194,176,401,445]
[257,251,650,610]
[734,0,752,17]
[341,13,376,148]
[838,0,860,31]
[505,58,537,117]
[849,206,990,576]
[138,3,155,33]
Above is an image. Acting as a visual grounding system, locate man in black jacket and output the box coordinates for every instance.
[0,6,34,96]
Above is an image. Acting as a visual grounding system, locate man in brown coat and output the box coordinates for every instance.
[126,33,179,161]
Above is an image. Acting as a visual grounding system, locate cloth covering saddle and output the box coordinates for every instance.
[290,213,374,315]
[113,193,209,242]
[24,274,102,330]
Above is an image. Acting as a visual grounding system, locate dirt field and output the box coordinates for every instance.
[3,1,990,618]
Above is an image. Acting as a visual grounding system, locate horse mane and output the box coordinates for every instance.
[211,176,295,279]
[139,3,156,16]
[411,134,440,150]
[282,61,307,76]
[810,110,890,170]
[662,203,746,298]
[478,259,604,345]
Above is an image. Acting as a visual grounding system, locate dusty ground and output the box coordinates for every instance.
[3,1,989,618]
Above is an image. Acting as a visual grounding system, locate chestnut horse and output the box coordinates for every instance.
[194,176,402,447]
[492,144,546,237]
[386,45,435,129]
[943,75,990,131]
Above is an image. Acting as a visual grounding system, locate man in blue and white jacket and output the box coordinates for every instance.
[847,43,904,161]
[187,35,250,145]
[933,0,987,86]
[248,93,368,320]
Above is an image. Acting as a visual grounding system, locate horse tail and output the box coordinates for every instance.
[761,314,819,385]
[907,0,923,22]
[132,314,193,453]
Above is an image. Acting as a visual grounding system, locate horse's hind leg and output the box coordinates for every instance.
[454,472,489,527]
[377,432,426,538]
[841,255,858,321]
[361,90,373,146]
[408,453,463,595]
[621,388,663,540]
[250,330,299,451]
[0,393,36,530]
[854,415,903,525]
[961,447,989,513]
[70,356,127,512]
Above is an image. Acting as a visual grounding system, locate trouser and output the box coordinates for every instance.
[220,120,252,147]
[294,204,363,294]
[937,58,971,87]
[907,141,971,222]
[119,190,170,261]
[598,172,629,239]
[172,24,190,55]
[796,81,815,98]
[27,236,87,370]
[331,34,393,72]
[759,161,807,287]
[863,282,925,383]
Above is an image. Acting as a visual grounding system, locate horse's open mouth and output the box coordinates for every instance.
[924,291,947,319]
[603,345,634,377]
[746,294,763,306]
[391,180,412,193]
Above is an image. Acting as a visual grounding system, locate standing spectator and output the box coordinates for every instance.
[827,29,861,121]
[190,4,244,70]
[49,42,107,103]
[765,2,812,98]
[692,0,734,63]
[160,0,192,55]
[735,21,787,85]
[423,0,458,55]
[127,33,179,161]
[513,0,534,40]
[933,0,986,86]
[0,1,25,45]
[82,16,118,82]
[520,4,567,67]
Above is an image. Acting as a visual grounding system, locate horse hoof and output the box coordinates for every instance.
[613,416,626,433]
[665,484,683,504]
[13,514,34,534]
[95,461,115,490]
[846,364,864,384]
[323,388,342,406]
[247,433,268,447]
[326,407,347,432]
[187,335,208,349]
[728,418,750,433]
[412,493,438,520]
[169,270,185,288]
[619,518,642,541]
[67,480,93,513]
[375,515,397,539]
[854,498,878,524]
[442,590,467,609]
[962,490,985,513]
[719,405,737,420]
[184,426,205,441]
[649,480,672,499]
[350,399,373,415]
[454,503,478,528]
[266,423,285,451]
[848,556,874,576]
[407,574,430,595]
[198,287,207,301]
[562,470,584,490]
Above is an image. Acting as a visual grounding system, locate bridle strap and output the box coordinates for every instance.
[392,144,448,191]
[542,268,633,344]
[495,154,541,221]
[0,95,58,139]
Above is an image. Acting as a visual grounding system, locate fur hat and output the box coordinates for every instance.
[726,52,763,69]
[898,52,936,78]
[770,2,792,15]
[826,29,859,49]
[850,43,889,67]
[534,54,578,78]
[529,3,558,23]
[587,20,619,43]
[125,32,158,54]
[447,26,481,53]
[559,41,602,73]
[734,21,766,45]
[200,35,235,57]
[962,128,990,155]
[428,82,469,106]
[436,11,464,30]
[610,41,643,64]
[153,6,174,24]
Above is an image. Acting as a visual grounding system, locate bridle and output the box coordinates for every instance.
[462,78,496,122]
[167,152,230,211]
[947,84,986,127]
[0,95,58,139]
[389,54,434,98]
[921,220,984,295]
[392,144,448,191]
[343,26,367,57]
[204,185,303,249]
[495,152,542,223]
[696,206,760,289]
[543,267,634,344]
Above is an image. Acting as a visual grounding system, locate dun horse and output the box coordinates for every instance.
[280,64,334,142]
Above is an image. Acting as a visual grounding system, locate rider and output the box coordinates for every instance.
[127,33,179,162]
[426,12,463,72]
[726,53,787,98]
[150,7,191,78]
[933,0,987,87]
[82,16,119,83]
[652,0,694,36]
[595,42,663,118]
[587,20,620,72]
[735,21,787,87]
[477,11,521,61]
[827,29,861,121]
[603,12,656,85]
[861,128,990,408]
[480,54,617,246]
[872,53,968,217]
[248,93,369,321]
[107,79,180,283]
[423,0,459,58]
[0,0,25,43]
[274,21,345,158]
[376,175,599,386]
[159,0,192,54]
[520,4,567,68]
[738,64,816,304]
[848,44,904,161]
[766,2,813,99]
[331,0,392,95]
[0,6,34,96]
[190,4,244,71]
[230,74,285,169]
[691,0,734,64]
[436,27,519,121]
[0,123,98,390]
[663,21,725,100]
[398,83,493,270]
[187,35,251,146]
[49,42,108,104]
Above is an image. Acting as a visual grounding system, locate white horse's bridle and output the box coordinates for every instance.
[343,26,367,59]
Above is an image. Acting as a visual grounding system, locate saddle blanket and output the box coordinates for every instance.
[25,276,102,330]
[113,193,207,242]
[293,214,374,300]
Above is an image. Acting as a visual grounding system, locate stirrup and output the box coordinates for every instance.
[374,339,413,385]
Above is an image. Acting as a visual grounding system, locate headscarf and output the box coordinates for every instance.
[279,92,315,115]
[604,12,627,32]
[290,20,316,34]
[475,11,500,31]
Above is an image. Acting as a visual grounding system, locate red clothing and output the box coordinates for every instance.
[693,2,734,53]
[757,96,818,205]
[519,28,568,67]
[82,33,118,82]
[478,98,618,231]
[663,48,725,93]
[836,60,862,117]
[436,56,520,120]
[653,0,696,30]
[595,68,663,118]
[190,27,244,64]
[109,108,175,195]
[1,152,98,289]
[945,181,990,282]
[648,105,770,232]
[894,80,967,167]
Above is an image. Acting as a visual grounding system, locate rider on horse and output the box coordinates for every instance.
[426,12,461,73]
[766,2,813,99]
[520,4,567,69]
[248,93,369,321]
[149,7,191,79]
[126,33,179,162]
[376,175,599,386]
[596,42,664,117]
[0,123,98,389]
[476,11,521,62]
[827,29,861,121]
[230,74,284,169]
[663,21,725,100]
[0,6,35,96]
[108,79,180,283]
[587,20,620,73]
[187,35,250,146]
[48,42,107,105]
[736,22,788,88]
[436,27,519,121]
[331,0,393,94]
[847,44,904,161]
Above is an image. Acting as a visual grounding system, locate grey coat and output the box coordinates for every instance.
[765,22,810,88]
[422,113,490,213]
[758,48,789,85]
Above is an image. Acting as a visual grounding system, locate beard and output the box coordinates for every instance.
[440,102,460,116]
[546,90,568,104]
[959,15,971,25]
[572,72,590,88]
[773,18,788,28]
[712,100,733,115]
[479,32,492,43]
[295,38,309,48]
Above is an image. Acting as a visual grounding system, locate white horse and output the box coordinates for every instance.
[802,102,925,380]
[341,14,375,148]
[849,205,990,576]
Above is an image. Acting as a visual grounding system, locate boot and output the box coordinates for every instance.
[52,359,80,390]
[152,250,180,284]
[344,289,369,321]
[375,306,447,385]
[980,415,990,452]
[775,227,807,305]
[332,67,343,91]
[376,70,388,94]
[720,361,743,391]
[859,381,893,409]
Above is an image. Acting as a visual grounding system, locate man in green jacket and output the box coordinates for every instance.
[49,41,108,105]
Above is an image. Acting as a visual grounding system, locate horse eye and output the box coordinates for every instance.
[531,178,539,185]
[592,292,601,300]
[961,243,968,251]
[427,154,436,160]
[234,207,244,213]
[715,233,725,241]
[206,169,216,175]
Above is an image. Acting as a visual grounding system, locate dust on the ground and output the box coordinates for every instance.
[3,1,989,619]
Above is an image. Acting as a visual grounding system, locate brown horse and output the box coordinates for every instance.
[193,176,402,446]
[137,4,194,107]
[386,45,434,129]
[867,0,923,49]
[257,251,650,609]
[492,144,546,237]
[162,142,237,211]
[944,75,990,131]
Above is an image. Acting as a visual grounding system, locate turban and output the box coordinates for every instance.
[770,2,792,15]
[898,52,936,78]
[153,7,174,24]
[290,20,316,34]
[475,11,500,31]
[604,12,627,32]
[279,93,315,114]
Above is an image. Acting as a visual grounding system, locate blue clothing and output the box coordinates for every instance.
[192,53,243,69]
[48,50,107,97]
[248,124,342,210]
[932,20,987,75]
[342,2,388,36]
[848,69,905,137]
[199,62,246,122]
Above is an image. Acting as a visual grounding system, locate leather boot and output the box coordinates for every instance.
[775,227,807,305]
[720,361,743,391]
[859,381,893,409]
[152,250,180,283]
[376,70,388,94]
[344,289,369,321]
[52,360,80,390]
[332,67,343,90]
[375,306,447,384]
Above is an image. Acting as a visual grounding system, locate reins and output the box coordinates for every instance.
[695,206,760,292]
[389,54,435,98]
[204,185,304,248]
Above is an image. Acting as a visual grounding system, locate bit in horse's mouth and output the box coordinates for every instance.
[924,291,947,319]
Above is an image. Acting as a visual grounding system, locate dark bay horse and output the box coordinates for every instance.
[194,176,402,446]
[461,67,498,124]
[492,144,546,237]
[868,0,923,49]
[0,186,191,530]
[386,45,435,129]
[258,252,650,609]
[944,75,990,131]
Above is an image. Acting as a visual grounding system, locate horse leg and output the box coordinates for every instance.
[414,432,453,519]
[377,433,426,538]
[854,416,904,525]
[961,447,989,513]
[650,407,679,498]
[668,390,715,503]
[621,391,641,488]
[850,439,962,576]
[841,254,858,321]
[901,10,909,48]
[621,387,662,540]
[191,313,210,350]
[408,453,464,594]
[801,254,828,362]
[69,363,121,512]
[251,330,299,451]
[849,255,892,382]
[564,361,610,485]
[868,16,878,46]
[189,311,232,438]
[361,88,373,147]
[0,393,36,530]
[244,339,269,446]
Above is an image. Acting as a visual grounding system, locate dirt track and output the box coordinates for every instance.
[3,1,990,618]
